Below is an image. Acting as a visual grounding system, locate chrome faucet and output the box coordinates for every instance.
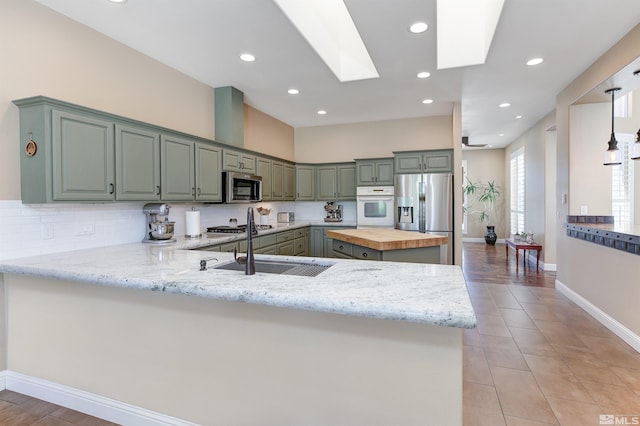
[233,207,257,275]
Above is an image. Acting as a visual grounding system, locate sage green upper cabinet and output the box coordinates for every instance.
[355,158,394,186]
[222,148,256,174]
[115,125,160,201]
[337,164,356,199]
[161,135,195,201]
[296,165,315,201]
[271,161,284,200]
[195,143,222,202]
[52,109,115,202]
[317,163,356,201]
[257,157,273,201]
[393,149,453,174]
[284,164,295,200]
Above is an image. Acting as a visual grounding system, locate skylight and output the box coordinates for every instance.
[436,0,505,70]
[273,0,379,82]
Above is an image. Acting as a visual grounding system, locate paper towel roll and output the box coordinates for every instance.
[185,210,201,237]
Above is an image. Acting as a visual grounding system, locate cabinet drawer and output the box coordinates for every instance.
[353,246,381,261]
[198,245,221,252]
[332,240,353,256]
[277,241,295,256]
[294,228,306,239]
[277,230,295,243]
[294,239,306,255]
[255,246,277,255]
[260,233,277,247]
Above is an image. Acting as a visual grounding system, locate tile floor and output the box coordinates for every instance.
[462,243,640,426]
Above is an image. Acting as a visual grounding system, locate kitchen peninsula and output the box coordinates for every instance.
[327,227,448,263]
[0,239,474,425]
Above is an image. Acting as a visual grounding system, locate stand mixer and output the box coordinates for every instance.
[142,203,176,244]
[324,202,343,222]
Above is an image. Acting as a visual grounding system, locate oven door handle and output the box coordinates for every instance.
[358,196,394,201]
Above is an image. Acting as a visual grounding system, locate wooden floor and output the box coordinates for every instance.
[462,242,640,425]
[0,389,117,425]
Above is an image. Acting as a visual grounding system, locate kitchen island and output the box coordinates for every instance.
[0,241,474,425]
[327,227,448,263]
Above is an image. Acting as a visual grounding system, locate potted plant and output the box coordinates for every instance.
[463,178,502,245]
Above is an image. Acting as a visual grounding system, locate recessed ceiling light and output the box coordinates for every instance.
[317,110,327,115]
[422,99,434,104]
[515,115,522,119]
[288,89,299,95]
[108,0,127,3]
[499,133,504,137]
[527,57,544,66]
[240,53,255,62]
[499,102,511,108]
[417,71,431,79]
[409,22,429,34]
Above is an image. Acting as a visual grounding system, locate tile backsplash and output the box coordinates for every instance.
[0,199,356,261]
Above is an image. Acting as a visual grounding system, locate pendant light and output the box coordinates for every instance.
[604,87,622,166]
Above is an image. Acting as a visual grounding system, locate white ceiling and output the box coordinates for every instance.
[34,0,640,149]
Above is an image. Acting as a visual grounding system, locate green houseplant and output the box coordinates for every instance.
[463,178,502,245]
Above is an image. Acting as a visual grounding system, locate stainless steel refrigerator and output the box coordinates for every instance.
[395,173,453,264]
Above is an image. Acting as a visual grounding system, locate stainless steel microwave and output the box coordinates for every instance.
[222,172,262,203]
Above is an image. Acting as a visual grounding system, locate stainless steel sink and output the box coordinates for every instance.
[213,259,334,277]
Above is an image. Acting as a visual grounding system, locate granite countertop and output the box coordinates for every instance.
[326,228,448,251]
[0,225,475,329]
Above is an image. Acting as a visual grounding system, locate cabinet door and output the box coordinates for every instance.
[271,161,284,200]
[161,135,195,201]
[316,166,337,200]
[115,125,160,201]
[422,150,453,173]
[284,164,296,200]
[394,153,423,174]
[52,110,115,201]
[296,165,315,201]
[310,227,324,257]
[337,164,356,200]
[375,159,395,185]
[195,143,222,202]
[257,157,273,201]
[356,161,376,185]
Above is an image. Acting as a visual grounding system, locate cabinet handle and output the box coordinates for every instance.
[109,183,115,194]
[362,252,368,258]
[339,245,344,250]
[197,187,202,196]
[156,185,161,195]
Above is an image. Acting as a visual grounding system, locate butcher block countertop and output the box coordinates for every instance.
[326,228,448,251]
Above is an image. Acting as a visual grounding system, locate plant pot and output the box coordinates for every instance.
[484,225,497,245]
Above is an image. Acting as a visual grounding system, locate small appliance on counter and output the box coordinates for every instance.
[142,203,176,244]
[324,202,343,222]
[277,212,295,223]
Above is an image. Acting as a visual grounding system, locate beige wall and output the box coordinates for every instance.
[6,274,463,425]
[462,149,506,239]
[556,23,640,337]
[294,115,452,163]
[244,104,295,162]
[0,0,294,201]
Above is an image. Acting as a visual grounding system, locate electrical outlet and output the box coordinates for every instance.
[74,224,95,236]
[43,223,54,240]
[580,205,588,214]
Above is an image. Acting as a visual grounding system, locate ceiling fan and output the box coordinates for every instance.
[462,136,487,148]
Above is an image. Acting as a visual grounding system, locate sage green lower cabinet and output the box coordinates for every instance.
[310,226,356,258]
[52,109,116,201]
[296,165,315,201]
[198,227,310,257]
[115,124,160,201]
[332,240,441,264]
[161,135,195,201]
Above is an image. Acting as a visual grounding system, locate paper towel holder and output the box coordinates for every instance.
[185,207,202,239]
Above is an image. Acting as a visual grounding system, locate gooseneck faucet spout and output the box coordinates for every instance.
[245,207,257,275]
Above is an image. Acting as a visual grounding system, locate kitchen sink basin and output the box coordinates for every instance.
[214,259,334,277]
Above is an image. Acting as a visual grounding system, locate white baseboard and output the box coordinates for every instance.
[1,371,198,426]
[556,279,640,352]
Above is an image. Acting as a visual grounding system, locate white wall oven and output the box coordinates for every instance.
[356,186,395,228]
